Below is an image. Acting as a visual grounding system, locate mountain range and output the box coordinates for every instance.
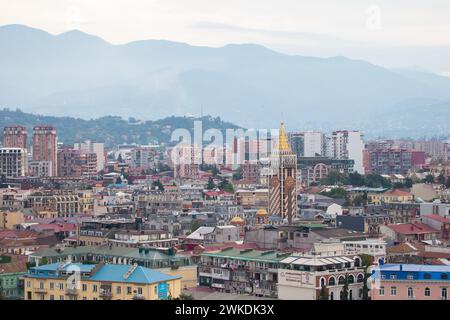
[1,24,450,138]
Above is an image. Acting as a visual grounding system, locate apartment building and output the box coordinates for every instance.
[3,125,27,149]
[370,264,449,300]
[198,248,290,297]
[0,148,27,177]
[24,262,181,300]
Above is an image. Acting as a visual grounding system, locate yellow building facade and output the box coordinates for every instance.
[24,263,181,300]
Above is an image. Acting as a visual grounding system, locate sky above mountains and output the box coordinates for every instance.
[1,0,450,75]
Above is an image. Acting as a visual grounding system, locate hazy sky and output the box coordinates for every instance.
[1,0,450,74]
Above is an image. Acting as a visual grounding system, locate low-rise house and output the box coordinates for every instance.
[24,262,181,300]
[0,254,27,299]
[336,212,393,235]
[380,222,440,243]
[198,248,290,297]
[420,214,450,239]
[28,245,196,288]
[370,264,450,300]
[278,252,365,300]
[368,189,414,205]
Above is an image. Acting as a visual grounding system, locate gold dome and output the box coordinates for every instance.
[256,208,268,217]
[230,216,245,224]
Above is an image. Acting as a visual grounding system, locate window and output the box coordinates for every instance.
[424,288,431,297]
[442,288,448,300]
[50,283,54,290]
[391,286,397,296]
[348,275,355,284]
[407,287,414,299]
[390,273,397,280]
[50,295,54,300]
[328,277,336,286]
[59,295,64,300]
[82,284,87,292]
[116,286,121,294]
[379,286,385,296]
[92,285,97,292]
[441,273,449,280]
[127,286,132,294]
[137,287,143,295]
[357,274,364,283]
[338,276,345,285]
[407,273,414,280]
[26,281,31,288]
[58,283,64,290]
[154,286,157,294]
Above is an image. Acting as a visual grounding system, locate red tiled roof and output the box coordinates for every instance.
[387,222,439,235]
[32,223,77,233]
[422,214,450,224]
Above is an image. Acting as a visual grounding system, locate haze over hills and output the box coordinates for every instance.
[0,109,242,148]
[1,24,450,138]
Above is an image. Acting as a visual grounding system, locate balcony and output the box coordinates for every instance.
[34,287,47,294]
[65,288,79,296]
[99,291,113,299]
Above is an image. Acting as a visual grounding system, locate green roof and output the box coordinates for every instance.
[31,246,188,262]
[201,248,290,263]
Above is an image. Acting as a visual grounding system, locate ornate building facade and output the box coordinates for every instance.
[268,123,297,224]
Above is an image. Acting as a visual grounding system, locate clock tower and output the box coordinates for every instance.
[268,123,297,224]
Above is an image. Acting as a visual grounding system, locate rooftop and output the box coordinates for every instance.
[387,222,439,235]
[201,248,290,262]
[29,263,180,284]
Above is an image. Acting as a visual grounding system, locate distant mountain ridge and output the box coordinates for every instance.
[1,24,450,138]
[0,108,241,148]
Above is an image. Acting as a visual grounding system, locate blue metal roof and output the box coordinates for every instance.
[379,264,450,272]
[89,264,180,284]
[29,263,180,284]
[370,264,450,282]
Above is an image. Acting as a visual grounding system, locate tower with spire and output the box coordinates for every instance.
[268,122,297,224]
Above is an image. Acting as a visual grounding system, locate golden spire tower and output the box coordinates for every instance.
[268,122,297,224]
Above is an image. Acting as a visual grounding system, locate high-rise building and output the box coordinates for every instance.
[268,123,297,224]
[3,125,27,149]
[73,140,105,173]
[0,148,28,178]
[32,125,57,177]
[327,130,364,174]
[288,131,325,158]
[57,146,98,178]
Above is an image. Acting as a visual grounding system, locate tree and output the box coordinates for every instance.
[117,153,123,163]
[321,187,347,199]
[352,194,365,206]
[319,285,329,300]
[218,178,234,193]
[206,177,216,190]
[152,179,164,191]
[437,174,446,185]
[116,176,122,184]
[423,174,434,183]
[233,166,243,180]
[360,254,373,300]
[446,177,450,189]
[340,275,349,300]
[404,178,413,188]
